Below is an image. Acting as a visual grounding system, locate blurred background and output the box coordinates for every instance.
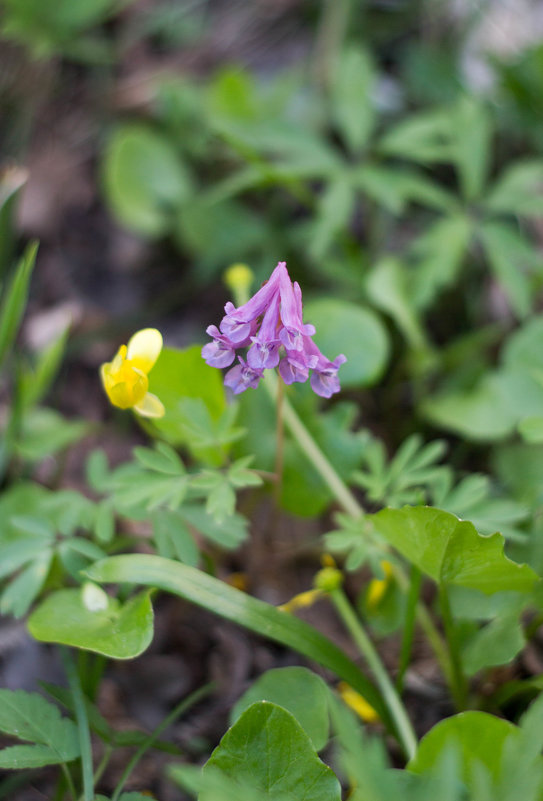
[2,0,543,797]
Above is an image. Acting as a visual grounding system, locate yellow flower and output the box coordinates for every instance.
[100,328,165,418]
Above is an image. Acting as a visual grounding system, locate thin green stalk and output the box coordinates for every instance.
[313,0,353,88]
[111,683,214,801]
[264,372,362,518]
[274,372,285,503]
[438,584,467,710]
[93,745,113,787]
[61,648,94,801]
[396,565,422,694]
[59,766,77,801]
[330,586,417,760]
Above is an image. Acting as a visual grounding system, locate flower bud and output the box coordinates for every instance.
[224,263,254,305]
[314,566,343,593]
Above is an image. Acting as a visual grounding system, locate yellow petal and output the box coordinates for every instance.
[126,329,162,374]
[100,363,111,391]
[133,392,165,418]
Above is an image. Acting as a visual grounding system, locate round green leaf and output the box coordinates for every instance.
[231,667,330,751]
[304,299,389,387]
[103,125,191,237]
[27,588,154,659]
[519,416,543,443]
[203,702,340,801]
[408,711,519,784]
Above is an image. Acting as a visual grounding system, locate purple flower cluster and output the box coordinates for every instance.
[202,262,346,398]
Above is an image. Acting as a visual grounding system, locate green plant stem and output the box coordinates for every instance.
[274,372,285,502]
[111,682,214,801]
[438,584,467,710]
[313,0,353,88]
[330,586,417,760]
[61,647,94,801]
[263,373,455,699]
[93,745,112,786]
[264,372,362,518]
[59,766,77,801]
[396,565,422,694]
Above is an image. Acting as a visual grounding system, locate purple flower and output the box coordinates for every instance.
[247,290,281,369]
[202,261,346,397]
[278,271,315,351]
[224,357,264,394]
[201,325,237,368]
[311,354,348,398]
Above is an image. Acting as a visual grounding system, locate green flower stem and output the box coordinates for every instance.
[264,372,362,518]
[438,584,467,710]
[59,765,77,801]
[111,682,214,801]
[396,565,422,694]
[60,647,94,801]
[263,374,455,700]
[329,586,417,761]
[93,745,112,787]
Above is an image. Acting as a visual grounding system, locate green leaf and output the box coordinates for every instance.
[0,166,27,278]
[461,612,525,676]
[180,504,248,550]
[0,689,79,767]
[152,510,199,566]
[133,443,185,475]
[378,109,452,163]
[15,407,90,462]
[331,46,376,153]
[0,242,37,370]
[28,588,154,659]
[309,177,355,260]
[86,554,388,723]
[519,416,543,443]
[485,159,543,217]
[206,480,236,523]
[370,506,537,593]
[20,324,69,408]
[408,215,472,310]
[103,125,191,237]
[453,97,491,201]
[148,345,227,460]
[202,702,340,801]
[0,744,75,770]
[408,712,520,784]
[231,667,330,751]
[366,257,427,352]
[304,299,389,388]
[423,316,543,441]
[480,221,541,318]
[353,166,457,215]
[176,197,269,271]
[421,373,518,441]
[0,551,53,618]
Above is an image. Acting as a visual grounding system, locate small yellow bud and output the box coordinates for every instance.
[338,681,379,723]
[224,263,254,305]
[314,566,343,593]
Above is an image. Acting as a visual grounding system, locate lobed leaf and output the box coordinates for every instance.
[370,506,537,594]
